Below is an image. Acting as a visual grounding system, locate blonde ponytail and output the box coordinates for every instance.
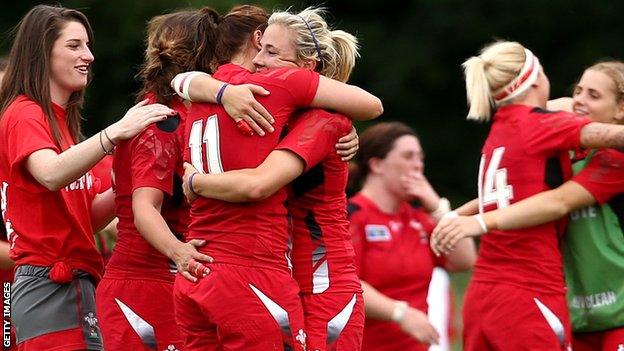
[463,56,493,121]
[328,30,359,82]
[462,41,529,122]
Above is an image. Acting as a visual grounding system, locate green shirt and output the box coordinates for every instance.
[564,150,624,332]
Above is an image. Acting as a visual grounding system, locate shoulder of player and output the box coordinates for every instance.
[2,96,48,129]
[294,109,351,131]
[529,107,590,125]
[249,67,317,85]
[589,148,624,169]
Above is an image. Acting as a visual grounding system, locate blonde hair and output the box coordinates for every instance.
[268,7,359,83]
[462,41,529,122]
[586,61,624,103]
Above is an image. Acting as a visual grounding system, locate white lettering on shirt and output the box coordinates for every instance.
[64,172,93,192]
[570,205,598,220]
[570,291,617,309]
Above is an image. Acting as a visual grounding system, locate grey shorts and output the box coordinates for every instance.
[11,265,103,350]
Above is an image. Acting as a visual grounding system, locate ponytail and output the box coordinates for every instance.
[328,30,359,82]
[463,56,493,121]
[462,41,531,122]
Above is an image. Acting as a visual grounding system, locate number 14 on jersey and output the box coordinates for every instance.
[478,146,514,211]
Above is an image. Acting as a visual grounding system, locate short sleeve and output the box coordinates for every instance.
[286,69,320,106]
[6,113,59,189]
[521,110,591,155]
[261,68,320,107]
[277,111,352,172]
[130,127,179,196]
[572,149,624,204]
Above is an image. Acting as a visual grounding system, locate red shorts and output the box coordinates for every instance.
[173,263,306,351]
[572,327,624,351]
[95,278,183,351]
[301,292,364,351]
[463,282,572,351]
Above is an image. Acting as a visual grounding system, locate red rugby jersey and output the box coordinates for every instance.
[106,96,189,282]
[184,63,319,272]
[475,104,591,294]
[0,95,102,280]
[276,109,361,294]
[572,148,624,204]
[348,193,442,351]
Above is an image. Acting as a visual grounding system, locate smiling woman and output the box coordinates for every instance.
[0,5,174,351]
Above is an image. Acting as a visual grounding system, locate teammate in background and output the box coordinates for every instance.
[346,122,475,351]
[432,60,624,351]
[432,41,624,351]
[0,5,175,350]
[171,5,382,350]
[181,8,369,350]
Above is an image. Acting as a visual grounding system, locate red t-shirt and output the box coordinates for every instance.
[276,109,360,294]
[184,63,319,272]
[475,104,591,294]
[0,95,102,280]
[572,148,624,204]
[106,97,189,282]
[348,193,442,351]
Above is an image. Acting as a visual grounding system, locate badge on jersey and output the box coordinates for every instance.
[365,224,392,242]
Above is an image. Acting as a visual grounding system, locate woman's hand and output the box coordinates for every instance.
[168,239,213,283]
[221,84,274,136]
[183,163,200,203]
[107,99,175,142]
[430,215,484,256]
[401,172,440,211]
[399,307,440,345]
[336,126,359,161]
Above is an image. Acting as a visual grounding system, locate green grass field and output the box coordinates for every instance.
[450,271,471,351]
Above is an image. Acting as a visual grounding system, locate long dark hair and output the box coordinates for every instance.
[137,7,220,105]
[0,5,94,148]
[214,5,268,66]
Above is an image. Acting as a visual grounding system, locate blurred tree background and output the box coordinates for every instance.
[2,1,623,349]
[2,0,623,206]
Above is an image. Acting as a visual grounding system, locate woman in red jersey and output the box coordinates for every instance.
[170,5,382,351]
[0,5,174,351]
[94,9,219,351]
[94,7,281,351]
[435,41,624,351]
[431,60,624,351]
[346,122,476,351]
[180,8,372,351]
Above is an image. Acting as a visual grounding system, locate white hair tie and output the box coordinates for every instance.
[494,49,540,103]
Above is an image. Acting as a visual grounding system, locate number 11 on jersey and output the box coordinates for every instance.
[189,114,224,174]
[478,146,514,212]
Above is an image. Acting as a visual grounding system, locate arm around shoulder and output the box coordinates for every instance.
[311,76,383,121]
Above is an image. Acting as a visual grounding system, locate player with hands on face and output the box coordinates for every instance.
[347,122,476,351]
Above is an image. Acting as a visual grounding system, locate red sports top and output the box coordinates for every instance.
[348,193,442,351]
[106,96,189,283]
[572,148,624,204]
[0,95,102,280]
[276,109,361,294]
[184,63,319,272]
[475,104,591,294]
